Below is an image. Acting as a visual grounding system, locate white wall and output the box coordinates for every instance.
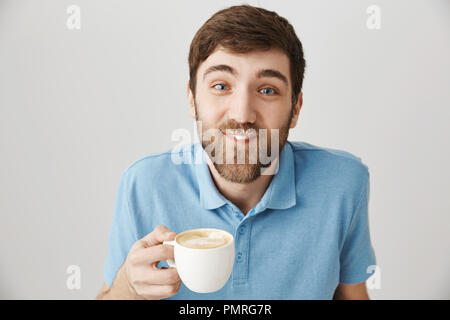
[0,0,448,299]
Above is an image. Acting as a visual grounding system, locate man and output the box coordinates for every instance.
[97,5,376,300]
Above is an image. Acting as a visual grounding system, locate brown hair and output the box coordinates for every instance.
[188,5,306,108]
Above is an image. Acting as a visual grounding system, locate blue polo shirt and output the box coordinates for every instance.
[103,141,377,299]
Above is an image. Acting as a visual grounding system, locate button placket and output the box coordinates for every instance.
[227,203,242,219]
[232,219,252,286]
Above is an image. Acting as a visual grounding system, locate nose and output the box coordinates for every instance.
[227,89,257,124]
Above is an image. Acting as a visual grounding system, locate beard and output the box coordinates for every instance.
[195,102,292,184]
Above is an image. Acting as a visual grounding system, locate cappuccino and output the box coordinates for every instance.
[177,229,231,249]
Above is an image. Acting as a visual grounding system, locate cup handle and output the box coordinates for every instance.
[162,240,176,268]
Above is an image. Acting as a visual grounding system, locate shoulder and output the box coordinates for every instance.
[288,141,367,164]
[120,143,197,186]
[287,140,370,190]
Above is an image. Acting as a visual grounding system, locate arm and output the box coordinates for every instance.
[333,282,370,300]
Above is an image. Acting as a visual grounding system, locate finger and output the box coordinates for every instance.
[138,280,182,300]
[136,266,181,286]
[139,225,177,248]
[134,244,175,265]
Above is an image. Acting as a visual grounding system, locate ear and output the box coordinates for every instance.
[187,81,196,119]
[289,92,303,129]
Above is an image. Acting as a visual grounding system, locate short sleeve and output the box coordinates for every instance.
[103,170,138,287]
[339,173,377,284]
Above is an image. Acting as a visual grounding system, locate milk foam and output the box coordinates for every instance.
[180,232,229,248]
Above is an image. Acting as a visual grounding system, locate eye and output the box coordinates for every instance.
[259,87,278,95]
[213,83,228,91]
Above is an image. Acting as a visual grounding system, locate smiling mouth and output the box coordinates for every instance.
[221,130,257,144]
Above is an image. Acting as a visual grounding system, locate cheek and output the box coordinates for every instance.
[195,91,228,123]
[258,108,290,131]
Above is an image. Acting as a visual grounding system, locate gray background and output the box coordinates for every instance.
[0,0,449,299]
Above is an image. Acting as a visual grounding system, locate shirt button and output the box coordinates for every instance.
[238,225,246,234]
[236,252,243,262]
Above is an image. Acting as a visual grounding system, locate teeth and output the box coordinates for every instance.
[223,129,257,141]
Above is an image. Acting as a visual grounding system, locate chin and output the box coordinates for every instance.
[213,163,262,184]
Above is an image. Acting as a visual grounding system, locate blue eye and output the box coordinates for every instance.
[213,84,227,91]
[260,87,277,95]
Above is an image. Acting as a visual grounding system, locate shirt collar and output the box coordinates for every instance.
[194,141,297,212]
[254,141,297,212]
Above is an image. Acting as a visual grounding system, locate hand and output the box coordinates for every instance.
[124,225,181,299]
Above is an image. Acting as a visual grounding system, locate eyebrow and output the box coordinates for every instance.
[202,64,288,86]
[256,69,288,86]
[203,64,235,80]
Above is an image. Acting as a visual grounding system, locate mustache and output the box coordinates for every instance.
[217,121,259,133]
[219,125,257,132]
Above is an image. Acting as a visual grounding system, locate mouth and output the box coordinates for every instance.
[221,129,257,144]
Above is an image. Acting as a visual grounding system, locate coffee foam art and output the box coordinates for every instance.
[179,232,230,249]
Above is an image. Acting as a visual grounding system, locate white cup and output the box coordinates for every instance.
[163,228,235,293]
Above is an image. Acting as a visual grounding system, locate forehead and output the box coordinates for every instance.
[198,46,291,83]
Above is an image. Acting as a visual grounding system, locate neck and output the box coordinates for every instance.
[204,153,279,215]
